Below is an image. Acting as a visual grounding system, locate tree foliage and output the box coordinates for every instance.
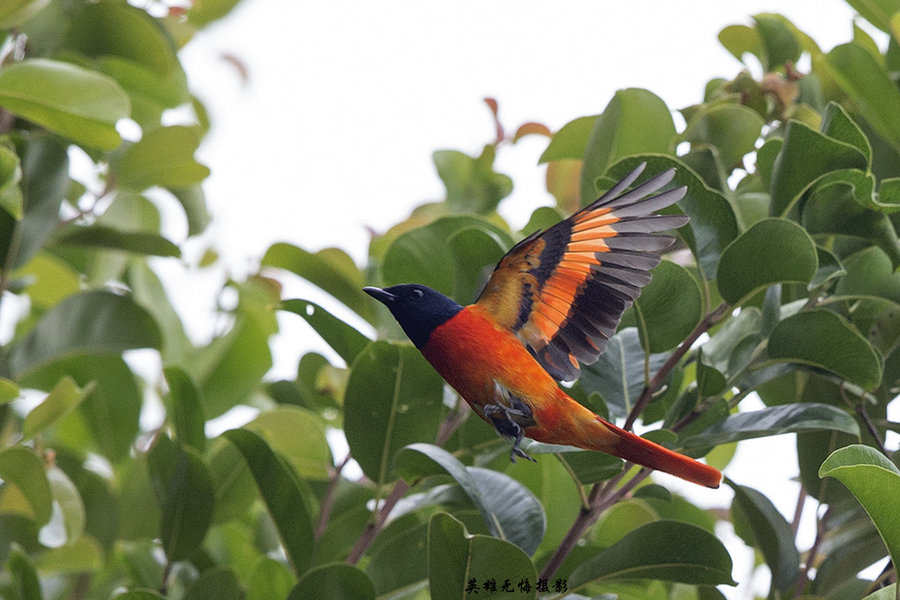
[1,1,900,599]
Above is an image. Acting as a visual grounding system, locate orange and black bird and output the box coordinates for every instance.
[364,163,722,488]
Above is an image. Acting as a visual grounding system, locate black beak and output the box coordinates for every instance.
[363,286,395,305]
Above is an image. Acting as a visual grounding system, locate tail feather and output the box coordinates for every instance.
[602,418,722,489]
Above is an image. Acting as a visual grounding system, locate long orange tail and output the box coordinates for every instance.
[601,417,722,488]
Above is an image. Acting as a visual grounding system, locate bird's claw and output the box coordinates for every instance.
[483,392,537,463]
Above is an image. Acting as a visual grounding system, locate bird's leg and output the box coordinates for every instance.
[484,383,537,463]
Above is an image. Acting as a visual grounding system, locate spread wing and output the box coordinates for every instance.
[475,163,689,381]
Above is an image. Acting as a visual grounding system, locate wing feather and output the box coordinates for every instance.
[475,162,689,381]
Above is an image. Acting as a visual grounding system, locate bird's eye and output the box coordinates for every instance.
[411,288,424,299]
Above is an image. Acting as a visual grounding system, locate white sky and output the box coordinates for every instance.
[176,2,883,596]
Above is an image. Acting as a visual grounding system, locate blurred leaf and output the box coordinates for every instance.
[539,115,596,163]
[568,520,735,588]
[428,513,537,600]
[262,242,373,323]
[54,224,180,257]
[163,366,206,452]
[718,24,763,65]
[0,378,18,404]
[826,42,900,147]
[171,185,210,236]
[0,59,128,150]
[834,246,900,304]
[34,535,103,573]
[753,14,801,71]
[602,155,739,279]
[246,558,296,600]
[768,309,883,389]
[280,299,371,365]
[446,225,507,303]
[344,342,444,483]
[22,376,94,441]
[366,521,428,595]
[117,126,209,190]
[182,567,242,600]
[433,145,512,214]
[730,484,799,592]
[633,260,702,353]
[770,120,868,216]
[579,328,670,418]
[189,0,246,27]
[0,142,23,220]
[0,447,52,525]
[845,0,900,32]
[288,563,376,600]
[246,406,332,480]
[863,584,898,600]
[6,547,43,600]
[580,89,676,203]
[681,403,859,448]
[717,218,817,305]
[395,443,546,555]
[12,252,80,310]
[819,445,900,570]
[9,290,162,377]
[681,102,765,168]
[0,0,50,28]
[44,466,85,547]
[223,428,314,574]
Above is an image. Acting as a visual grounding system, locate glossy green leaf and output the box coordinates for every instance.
[280,299,371,365]
[681,403,859,448]
[117,126,209,190]
[163,366,206,452]
[819,445,900,571]
[0,447,52,525]
[246,558,296,600]
[446,225,507,304]
[381,215,512,301]
[827,42,900,147]
[568,520,735,589]
[246,406,332,480]
[433,145,513,214]
[147,435,214,561]
[428,513,537,600]
[834,246,900,304]
[681,102,765,168]
[580,89,677,203]
[366,521,428,595]
[539,115,596,163]
[262,243,373,322]
[344,341,445,483]
[768,310,883,389]
[580,328,670,418]
[288,563,376,600]
[717,218,817,305]
[730,484,799,592]
[22,376,94,441]
[395,443,546,555]
[54,225,181,257]
[0,59,129,150]
[9,290,162,377]
[223,428,314,574]
[821,102,872,163]
[602,155,739,279]
[633,260,702,352]
[769,120,868,216]
[863,584,898,600]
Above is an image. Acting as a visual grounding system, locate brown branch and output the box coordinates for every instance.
[314,454,352,541]
[793,505,831,597]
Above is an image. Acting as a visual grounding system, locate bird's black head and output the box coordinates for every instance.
[363,284,463,349]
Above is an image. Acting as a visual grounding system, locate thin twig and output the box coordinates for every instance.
[793,505,831,597]
[791,485,807,538]
[314,453,352,541]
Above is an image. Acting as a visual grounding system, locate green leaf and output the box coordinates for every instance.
[188,0,245,27]
[769,120,868,216]
[753,14,801,71]
[344,342,444,483]
[13,252,81,310]
[54,225,181,257]
[579,328,670,418]
[863,584,898,600]
[280,299,371,365]
[182,567,242,600]
[428,513,537,600]
[821,102,872,163]
[0,378,17,404]
[568,520,735,589]
[433,145,513,214]
[366,521,428,595]
[6,547,43,600]
[9,290,162,377]
[147,435,214,561]
[116,126,210,190]
[681,102,765,169]
[163,366,206,452]
[539,115,596,163]
[0,447,52,525]
[827,42,900,147]
[0,141,23,220]
[288,563,376,600]
[223,428,314,574]
[768,309,883,389]
[845,0,900,32]
[0,59,129,150]
[22,376,94,441]
[262,242,374,324]
[34,535,103,573]
[633,260,702,353]
[717,218,817,305]
[246,558,296,600]
[446,225,508,304]
[395,443,546,555]
[580,89,677,203]
[819,445,900,572]
[602,155,739,279]
[246,406,332,480]
[834,246,900,304]
[680,403,860,448]
[44,466,86,546]
[0,0,50,28]
[730,484,799,592]
[718,24,763,65]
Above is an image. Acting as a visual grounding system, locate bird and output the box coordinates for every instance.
[364,163,722,488]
